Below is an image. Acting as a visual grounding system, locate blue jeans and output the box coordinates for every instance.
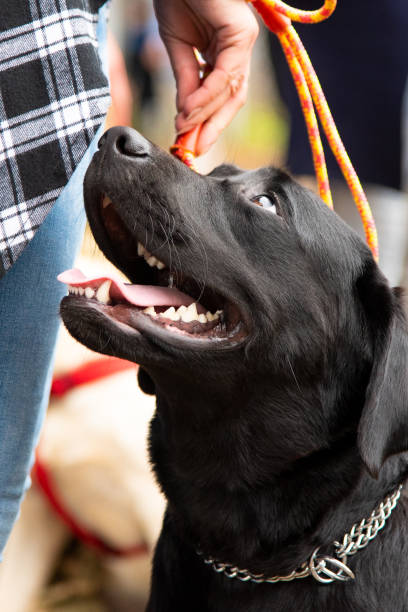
[0,3,108,557]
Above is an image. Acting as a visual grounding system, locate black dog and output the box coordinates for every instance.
[61,127,408,611]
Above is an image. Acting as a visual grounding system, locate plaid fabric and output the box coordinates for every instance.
[0,0,111,276]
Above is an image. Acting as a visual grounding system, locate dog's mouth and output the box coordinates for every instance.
[60,195,248,349]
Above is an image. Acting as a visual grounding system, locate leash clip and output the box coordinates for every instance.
[309,547,355,584]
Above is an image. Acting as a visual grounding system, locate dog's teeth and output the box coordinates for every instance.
[145,255,166,270]
[206,310,222,322]
[147,256,158,267]
[188,303,199,316]
[198,314,207,323]
[168,274,174,288]
[137,243,166,270]
[181,303,199,322]
[95,280,111,304]
[85,286,95,299]
[78,287,85,296]
[143,306,157,316]
[159,306,180,321]
[102,196,112,209]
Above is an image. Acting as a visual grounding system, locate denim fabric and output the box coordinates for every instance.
[0,3,109,557]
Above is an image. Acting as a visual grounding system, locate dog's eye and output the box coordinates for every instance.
[251,194,278,214]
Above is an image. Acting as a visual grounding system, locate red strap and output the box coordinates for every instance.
[42,356,146,555]
[33,451,148,557]
[51,357,137,397]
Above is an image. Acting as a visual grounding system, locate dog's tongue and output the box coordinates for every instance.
[58,268,196,307]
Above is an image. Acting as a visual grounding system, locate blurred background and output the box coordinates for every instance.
[0,0,407,610]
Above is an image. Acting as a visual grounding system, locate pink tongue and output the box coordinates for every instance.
[58,268,196,308]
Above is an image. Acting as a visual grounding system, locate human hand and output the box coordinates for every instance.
[153,0,259,155]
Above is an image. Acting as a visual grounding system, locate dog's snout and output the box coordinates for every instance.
[98,126,150,158]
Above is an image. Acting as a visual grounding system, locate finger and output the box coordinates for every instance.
[164,38,201,111]
[184,48,246,113]
[175,60,250,135]
[179,12,258,116]
[175,67,240,133]
[194,79,248,155]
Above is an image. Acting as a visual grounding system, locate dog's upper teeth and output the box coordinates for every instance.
[95,280,111,304]
[147,255,159,267]
[137,242,148,257]
[137,242,166,270]
[85,286,95,299]
[68,285,95,298]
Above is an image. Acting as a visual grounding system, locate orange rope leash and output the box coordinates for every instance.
[171,0,379,261]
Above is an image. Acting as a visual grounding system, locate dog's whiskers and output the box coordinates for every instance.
[287,357,301,392]
[180,219,209,303]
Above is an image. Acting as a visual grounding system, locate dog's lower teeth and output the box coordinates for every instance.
[144,303,222,325]
[159,306,180,321]
[181,303,198,322]
[143,306,157,316]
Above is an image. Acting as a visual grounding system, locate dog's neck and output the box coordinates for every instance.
[149,379,404,576]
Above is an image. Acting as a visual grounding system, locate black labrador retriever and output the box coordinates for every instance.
[60,127,408,611]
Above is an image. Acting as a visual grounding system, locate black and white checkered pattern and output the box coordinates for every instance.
[0,0,111,276]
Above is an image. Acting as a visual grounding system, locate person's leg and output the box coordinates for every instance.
[0,123,104,556]
[0,2,109,558]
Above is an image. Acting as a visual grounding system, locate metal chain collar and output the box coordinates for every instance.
[199,485,403,585]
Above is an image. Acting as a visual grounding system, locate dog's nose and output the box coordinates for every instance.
[98,126,150,158]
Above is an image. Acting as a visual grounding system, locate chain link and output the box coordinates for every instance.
[334,485,402,560]
[200,485,403,585]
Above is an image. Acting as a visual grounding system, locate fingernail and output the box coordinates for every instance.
[184,107,203,122]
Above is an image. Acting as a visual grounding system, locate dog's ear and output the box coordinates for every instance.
[357,262,408,478]
[138,367,156,395]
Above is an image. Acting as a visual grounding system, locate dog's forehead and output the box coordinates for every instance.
[209,164,283,190]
